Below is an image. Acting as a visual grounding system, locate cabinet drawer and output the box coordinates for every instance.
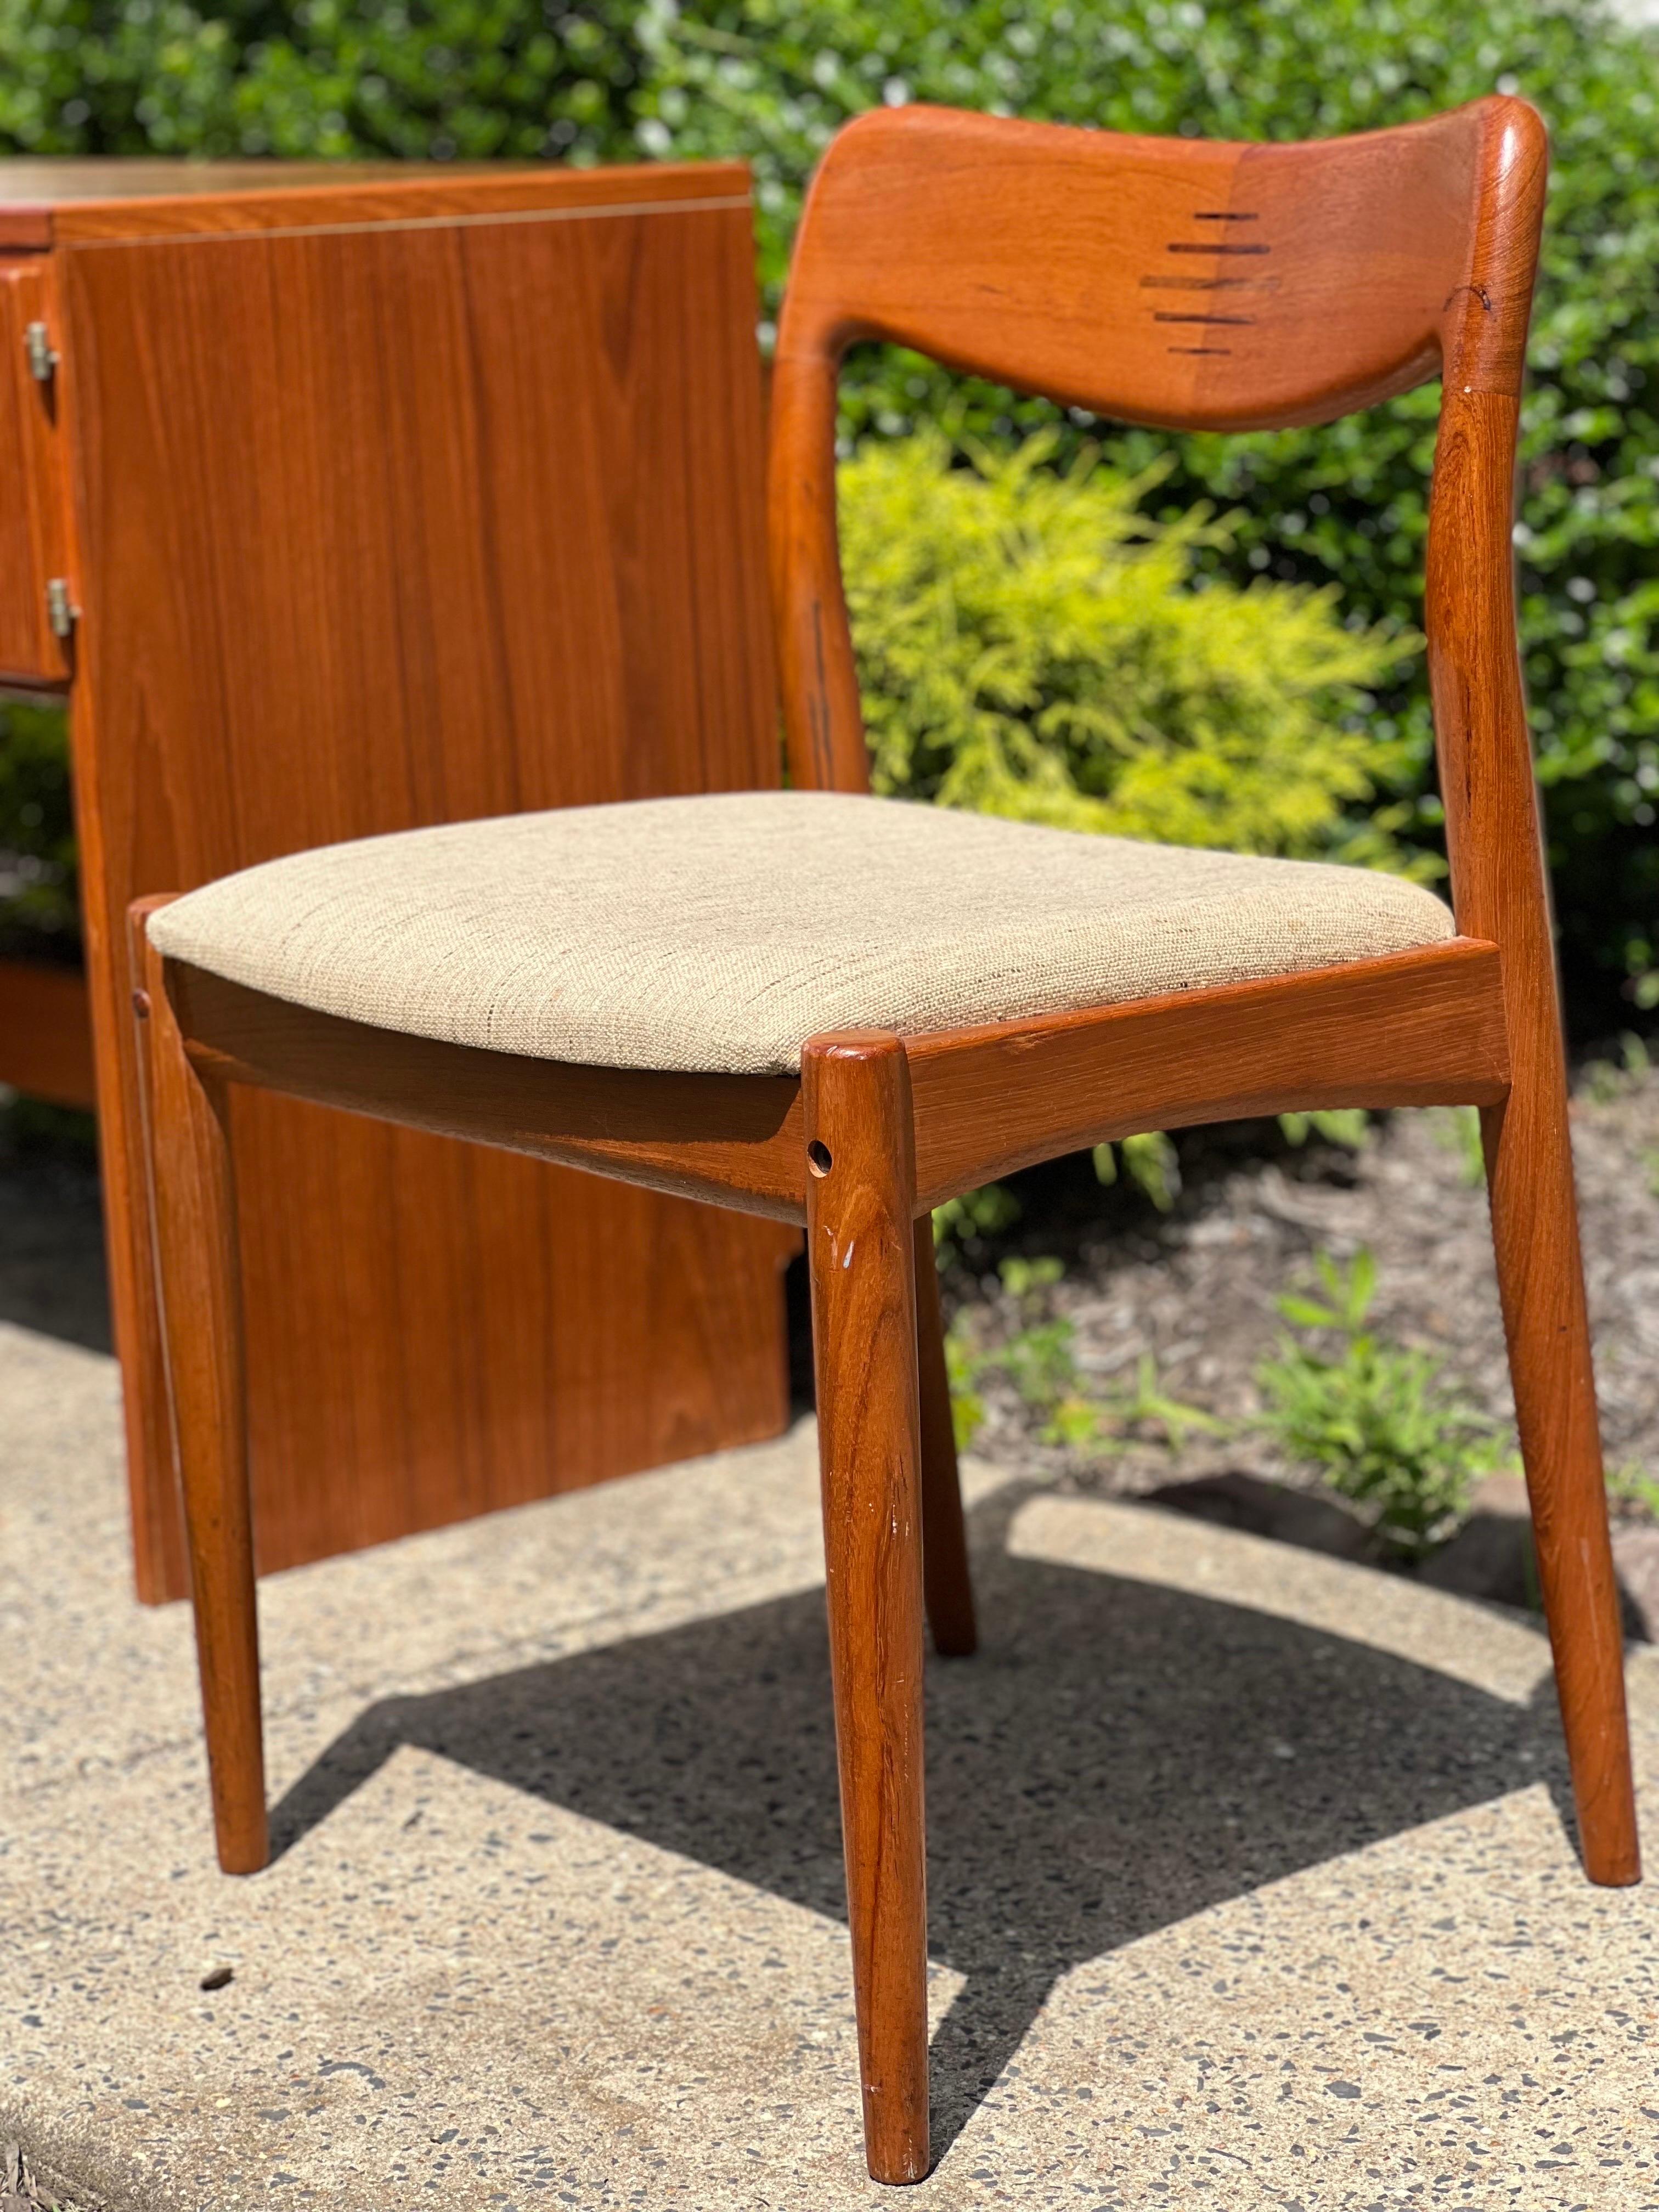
[0,257,70,683]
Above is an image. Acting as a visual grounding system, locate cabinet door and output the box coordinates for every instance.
[61,177,795,1599]
[0,256,70,682]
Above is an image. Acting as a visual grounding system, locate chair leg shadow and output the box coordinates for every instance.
[267,1488,1574,2161]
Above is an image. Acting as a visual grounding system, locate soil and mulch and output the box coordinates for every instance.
[929,1051,1659,1635]
[0,2143,83,2212]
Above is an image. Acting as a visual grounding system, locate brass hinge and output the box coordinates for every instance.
[24,320,58,385]
[46,578,78,640]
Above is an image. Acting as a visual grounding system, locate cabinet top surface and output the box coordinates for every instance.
[0,160,420,201]
[0,157,749,247]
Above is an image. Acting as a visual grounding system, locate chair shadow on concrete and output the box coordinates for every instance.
[269,1486,1572,2164]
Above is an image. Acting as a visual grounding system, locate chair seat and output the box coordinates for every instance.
[146,790,1456,1077]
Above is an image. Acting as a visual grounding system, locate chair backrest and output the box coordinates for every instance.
[767,97,1547,962]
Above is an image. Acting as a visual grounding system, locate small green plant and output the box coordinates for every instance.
[1641,1148,1659,1202]
[1430,1104,1488,1189]
[1256,1250,1508,1559]
[1607,1464,1659,1521]
[951,1273,1089,1449]
[997,1254,1064,1308]
[998,1318,1079,1413]
[1278,1108,1370,1152]
[1577,1034,1650,1105]
[1043,1348,1224,1454]
[1583,1056,1624,1107]
[943,1322,986,1454]
[1101,1352,1228,1454]
[932,1181,1022,1256]
[1093,1129,1181,1214]
[953,1259,1222,1454]
[940,1251,1070,1449]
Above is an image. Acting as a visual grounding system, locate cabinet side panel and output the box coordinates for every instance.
[63,199,791,1598]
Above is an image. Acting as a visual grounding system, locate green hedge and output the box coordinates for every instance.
[843,431,1425,870]
[0,697,76,960]
[2,0,1656,1025]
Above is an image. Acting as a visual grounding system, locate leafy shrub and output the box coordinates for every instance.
[0,0,640,162]
[0,699,77,958]
[1257,1249,1508,1556]
[7,0,1657,1025]
[840,432,1423,870]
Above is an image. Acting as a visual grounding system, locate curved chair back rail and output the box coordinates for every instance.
[778,100,1535,426]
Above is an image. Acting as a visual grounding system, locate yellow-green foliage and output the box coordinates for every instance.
[839,433,1428,875]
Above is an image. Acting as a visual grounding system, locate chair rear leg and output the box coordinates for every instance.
[1482,1059,1639,1887]
[803,1032,931,2184]
[913,1217,977,1657]
[136,928,268,1875]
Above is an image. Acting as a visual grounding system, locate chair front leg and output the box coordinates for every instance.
[1482,1055,1638,1887]
[803,1032,931,2184]
[137,934,268,1875]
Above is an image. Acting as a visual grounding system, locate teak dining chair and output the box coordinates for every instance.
[132,96,1638,2185]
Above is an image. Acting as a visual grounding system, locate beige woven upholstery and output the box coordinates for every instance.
[147,790,1455,1077]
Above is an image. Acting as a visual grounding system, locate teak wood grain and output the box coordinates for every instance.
[157,936,1510,1224]
[137,98,1638,2188]
[803,1034,931,2184]
[1426,387,1637,1870]
[164,955,806,1222]
[0,956,95,1108]
[0,159,451,248]
[0,156,748,246]
[0,256,71,682]
[765,94,1635,1923]
[904,939,1510,1210]
[134,916,267,1872]
[40,160,797,1599]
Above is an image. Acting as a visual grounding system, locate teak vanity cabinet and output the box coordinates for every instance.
[0,158,797,1601]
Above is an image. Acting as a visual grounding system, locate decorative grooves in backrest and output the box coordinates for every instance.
[776,100,1535,433]
[1150,205,1270,364]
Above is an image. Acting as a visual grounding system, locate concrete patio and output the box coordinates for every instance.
[3,1313,1657,2210]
